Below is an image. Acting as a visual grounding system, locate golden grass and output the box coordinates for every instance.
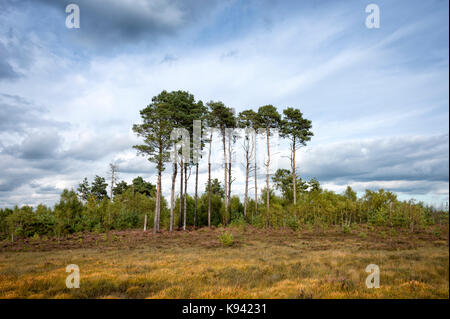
[0,226,448,299]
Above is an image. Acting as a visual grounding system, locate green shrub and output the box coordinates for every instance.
[358,232,367,239]
[229,216,246,228]
[342,224,352,234]
[218,231,234,247]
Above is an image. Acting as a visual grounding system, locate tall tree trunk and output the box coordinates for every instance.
[183,164,188,230]
[228,132,232,223]
[169,162,177,232]
[208,133,212,227]
[194,163,199,228]
[109,164,117,227]
[110,168,114,200]
[178,158,183,230]
[254,134,258,216]
[156,163,161,232]
[292,138,297,206]
[157,169,162,231]
[222,126,228,225]
[154,168,161,234]
[266,127,270,214]
[244,148,249,219]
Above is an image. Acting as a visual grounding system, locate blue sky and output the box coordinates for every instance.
[0,0,448,207]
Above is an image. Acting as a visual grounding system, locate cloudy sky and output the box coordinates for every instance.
[0,0,448,208]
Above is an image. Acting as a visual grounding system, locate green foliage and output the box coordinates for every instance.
[229,195,244,221]
[77,177,91,201]
[229,216,247,231]
[272,169,308,202]
[31,233,40,241]
[197,193,223,227]
[257,105,281,131]
[280,107,313,150]
[342,224,352,234]
[344,186,357,201]
[208,101,235,130]
[54,189,84,235]
[205,178,225,198]
[133,92,175,172]
[112,181,129,197]
[131,177,155,197]
[0,182,446,240]
[90,176,109,201]
[237,110,258,129]
[218,231,234,247]
[308,178,321,193]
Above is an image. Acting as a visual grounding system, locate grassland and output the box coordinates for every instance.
[0,225,448,299]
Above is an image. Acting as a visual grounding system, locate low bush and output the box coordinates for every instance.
[218,231,234,247]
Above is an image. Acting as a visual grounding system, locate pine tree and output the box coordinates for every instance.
[133,93,174,234]
[257,105,281,215]
[280,107,313,205]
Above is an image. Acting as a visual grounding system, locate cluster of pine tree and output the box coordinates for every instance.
[0,90,448,240]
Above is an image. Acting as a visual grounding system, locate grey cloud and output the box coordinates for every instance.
[65,134,134,162]
[0,135,71,193]
[0,154,45,192]
[0,94,68,133]
[3,130,62,160]
[115,156,157,175]
[0,94,68,194]
[30,182,62,195]
[31,0,221,49]
[0,93,134,196]
[299,134,449,185]
[387,182,448,195]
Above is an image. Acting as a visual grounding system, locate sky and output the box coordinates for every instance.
[0,0,448,208]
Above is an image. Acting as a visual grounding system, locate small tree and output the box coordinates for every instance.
[77,177,91,201]
[272,168,308,202]
[113,181,129,196]
[132,176,155,197]
[91,176,108,201]
[205,178,225,198]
